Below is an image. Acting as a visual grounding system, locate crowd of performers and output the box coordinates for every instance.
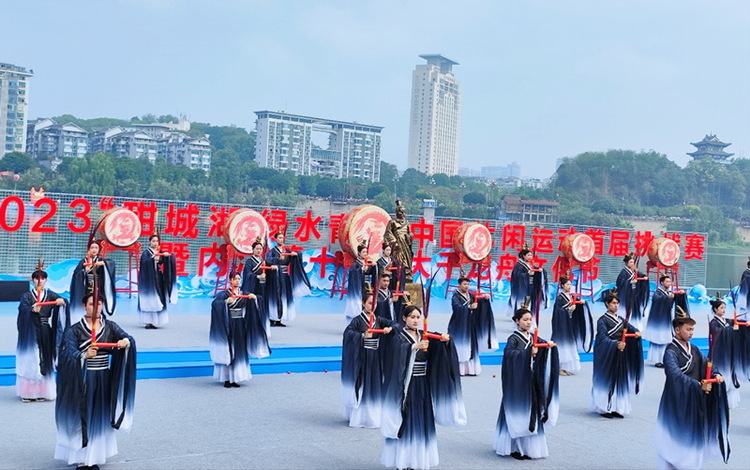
[13,235,750,470]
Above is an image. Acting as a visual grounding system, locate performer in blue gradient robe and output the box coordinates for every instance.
[374,273,396,323]
[736,257,750,313]
[137,234,177,329]
[644,275,678,367]
[655,315,730,470]
[448,277,497,376]
[494,306,559,460]
[55,293,135,469]
[264,231,311,326]
[209,271,270,388]
[375,244,397,290]
[241,241,270,333]
[708,296,747,409]
[381,306,466,470]
[341,287,394,428]
[344,244,374,323]
[70,240,116,324]
[551,276,593,376]
[590,292,643,418]
[615,253,649,330]
[509,249,547,317]
[16,266,69,402]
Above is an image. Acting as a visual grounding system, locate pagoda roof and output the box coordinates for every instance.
[687,149,735,158]
[690,134,731,148]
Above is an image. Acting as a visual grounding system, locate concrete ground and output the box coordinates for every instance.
[1,363,748,470]
[1,296,747,469]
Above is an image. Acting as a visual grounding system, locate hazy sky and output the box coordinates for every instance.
[4,0,749,178]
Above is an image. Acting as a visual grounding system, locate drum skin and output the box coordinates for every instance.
[223,209,269,255]
[648,237,680,267]
[452,222,492,261]
[559,233,595,263]
[97,208,141,247]
[338,205,390,260]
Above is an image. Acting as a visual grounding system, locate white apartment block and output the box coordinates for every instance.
[255,111,382,182]
[26,119,88,167]
[407,55,461,176]
[0,63,33,157]
[159,133,211,171]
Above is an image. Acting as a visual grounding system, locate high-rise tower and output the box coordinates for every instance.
[407,54,461,176]
[0,63,33,157]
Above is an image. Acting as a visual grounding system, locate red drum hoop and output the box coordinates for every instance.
[648,237,680,267]
[559,233,595,263]
[338,204,390,260]
[97,208,141,248]
[223,209,269,255]
[452,223,492,261]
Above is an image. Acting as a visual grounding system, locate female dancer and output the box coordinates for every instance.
[708,295,745,408]
[381,305,466,470]
[344,244,374,323]
[70,240,116,323]
[209,271,270,388]
[494,306,558,460]
[138,233,177,329]
[551,276,593,376]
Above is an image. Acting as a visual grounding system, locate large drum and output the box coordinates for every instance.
[223,209,269,255]
[452,222,492,261]
[338,204,390,260]
[96,208,141,247]
[648,237,680,267]
[559,233,595,263]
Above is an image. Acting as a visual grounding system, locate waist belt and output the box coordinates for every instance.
[363,337,379,350]
[412,361,427,376]
[229,308,244,318]
[87,354,110,370]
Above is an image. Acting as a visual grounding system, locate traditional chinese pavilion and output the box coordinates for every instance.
[687,134,734,162]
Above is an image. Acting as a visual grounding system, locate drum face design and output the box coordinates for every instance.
[100,208,142,247]
[560,233,595,263]
[339,205,390,260]
[224,209,268,254]
[648,237,680,267]
[453,223,492,261]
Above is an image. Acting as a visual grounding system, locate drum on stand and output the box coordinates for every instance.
[559,233,595,263]
[452,222,492,261]
[338,204,390,260]
[648,237,680,267]
[97,208,142,248]
[223,209,269,255]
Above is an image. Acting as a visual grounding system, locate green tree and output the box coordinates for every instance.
[0,152,35,173]
[463,191,486,205]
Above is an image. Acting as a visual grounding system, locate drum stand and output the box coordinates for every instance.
[442,251,493,298]
[330,251,348,299]
[100,241,141,298]
[553,256,596,301]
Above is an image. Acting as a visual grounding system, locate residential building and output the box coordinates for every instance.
[26,119,88,167]
[407,54,461,176]
[159,133,211,171]
[0,62,33,156]
[90,127,158,161]
[254,111,382,181]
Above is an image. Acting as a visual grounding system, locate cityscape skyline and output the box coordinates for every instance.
[2,1,748,179]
